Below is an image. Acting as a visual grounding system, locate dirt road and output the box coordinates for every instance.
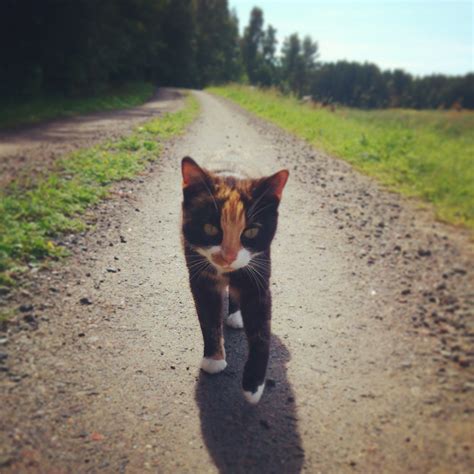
[0,88,183,187]
[1,91,473,473]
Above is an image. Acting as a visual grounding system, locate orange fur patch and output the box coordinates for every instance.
[213,186,246,264]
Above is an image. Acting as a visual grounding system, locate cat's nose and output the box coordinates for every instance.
[221,249,238,265]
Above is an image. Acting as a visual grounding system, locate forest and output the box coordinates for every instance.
[1,0,473,109]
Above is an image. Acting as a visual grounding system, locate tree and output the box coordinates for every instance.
[194,0,242,87]
[262,25,277,64]
[281,34,318,96]
[241,7,265,84]
[281,34,301,94]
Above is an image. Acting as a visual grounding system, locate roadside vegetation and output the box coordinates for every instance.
[0,81,154,129]
[0,94,199,287]
[210,85,474,230]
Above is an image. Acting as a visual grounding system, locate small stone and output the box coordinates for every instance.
[90,432,104,441]
[266,378,276,388]
[19,304,33,313]
[418,249,432,257]
[259,419,270,429]
[23,314,38,329]
[80,297,93,305]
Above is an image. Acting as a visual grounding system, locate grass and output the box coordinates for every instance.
[0,93,199,287]
[209,85,474,230]
[0,81,155,129]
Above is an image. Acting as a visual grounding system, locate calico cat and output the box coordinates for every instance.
[181,157,289,404]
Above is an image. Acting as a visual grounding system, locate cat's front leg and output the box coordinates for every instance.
[190,278,227,374]
[239,287,272,404]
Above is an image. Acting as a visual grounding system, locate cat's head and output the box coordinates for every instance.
[181,157,289,274]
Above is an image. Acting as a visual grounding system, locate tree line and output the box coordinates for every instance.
[1,0,241,97]
[1,1,472,109]
[240,7,473,109]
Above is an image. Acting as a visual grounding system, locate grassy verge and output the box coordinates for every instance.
[209,85,474,230]
[0,81,155,129]
[0,93,199,287]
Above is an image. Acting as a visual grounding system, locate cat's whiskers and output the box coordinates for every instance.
[188,260,211,283]
[185,255,207,264]
[244,266,262,298]
[185,255,210,267]
[246,261,268,298]
[187,262,208,273]
[250,256,271,271]
[249,261,270,289]
[247,184,272,221]
[248,202,275,222]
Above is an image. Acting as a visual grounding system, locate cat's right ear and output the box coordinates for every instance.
[181,157,207,188]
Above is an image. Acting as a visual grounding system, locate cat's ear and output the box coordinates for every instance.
[260,169,289,200]
[181,156,208,187]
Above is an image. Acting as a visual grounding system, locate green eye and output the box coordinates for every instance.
[204,224,219,236]
[243,227,259,239]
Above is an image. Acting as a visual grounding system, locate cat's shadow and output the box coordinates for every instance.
[195,328,305,473]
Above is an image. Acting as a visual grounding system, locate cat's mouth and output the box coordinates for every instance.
[194,245,252,273]
[212,248,253,273]
[210,256,244,273]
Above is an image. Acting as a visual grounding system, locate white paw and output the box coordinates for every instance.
[243,383,265,404]
[201,357,227,374]
[226,310,244,329]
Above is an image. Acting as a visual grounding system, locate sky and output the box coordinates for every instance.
[230,0,473,76]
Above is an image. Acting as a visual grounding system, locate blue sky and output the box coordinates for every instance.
[230,0,473,76]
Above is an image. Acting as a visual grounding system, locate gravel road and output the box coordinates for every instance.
[0,90,472,473]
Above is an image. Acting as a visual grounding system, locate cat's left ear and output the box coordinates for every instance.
[181,156,208,188]
[261,169,289,200]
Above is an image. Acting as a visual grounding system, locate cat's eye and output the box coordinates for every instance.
[243,227,259,239]
[203,223,219,236]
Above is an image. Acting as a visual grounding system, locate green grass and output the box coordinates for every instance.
[0,81,155,129]
[0,93,199,287]
[209,85,474,230]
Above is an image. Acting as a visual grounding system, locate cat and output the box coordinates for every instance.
[181,156,289,404]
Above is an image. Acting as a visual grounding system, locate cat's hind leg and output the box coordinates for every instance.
[226,289,244,329]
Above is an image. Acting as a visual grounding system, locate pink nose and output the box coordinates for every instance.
[222,249,238,265]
